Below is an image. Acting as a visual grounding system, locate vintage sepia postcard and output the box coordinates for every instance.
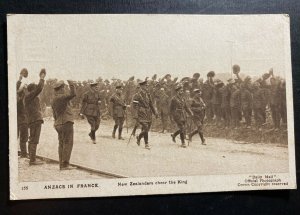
[8,14,296,200]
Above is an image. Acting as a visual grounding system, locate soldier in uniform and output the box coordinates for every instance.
[80,82,101,144]
[110,85,128,140]
[240,77,253,128]
[270,76,281,130]
[252,81,266,130]
[230,84,241,129]
[188,89,206,145]
[24,69,46,165]
[133,80,158,149]
[220,79,233,128]
[212,79,224,126]
[202,71,215,123]
[51,80,77,170]
[17,68,29,158]
[170,85,193,148]
[157,88,170,133]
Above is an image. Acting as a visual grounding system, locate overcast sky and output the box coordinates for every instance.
[9,14,288,83]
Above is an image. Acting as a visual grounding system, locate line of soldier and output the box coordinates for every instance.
[17,65,287,164]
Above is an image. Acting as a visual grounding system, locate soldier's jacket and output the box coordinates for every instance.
[110,93,126,118]
[220,85,231,108]
[17,81,28,125]
[24,79,45,125]
[230,89,241,108]
[80,89,101,117]
[170,95,191,123]
[212,86,222,105]
[252,87,266,109]
[52,84,76,126]
[240,88,253,109]
[133,89,156,122]
[270,85,281,106]
[157,91,170,115]
[190,95,206,122]
[202,80,214,104]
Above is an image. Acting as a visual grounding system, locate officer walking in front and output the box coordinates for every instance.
[80,82,101,144]
[170,85,193,148]
[110,85,128,140]
[133,80,158,149]
[189,89,206,145]
[24,69,46,165]
[51,80,77,170]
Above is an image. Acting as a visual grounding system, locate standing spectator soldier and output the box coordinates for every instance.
[252,82,266,130]
[240,77,253,129]
[279,80,287,127]
[188,89,206,145]
[212,79,224,126]
[220,79,233,128]
[157,88,170,133]
[269,76,281,130]
[133,80,158,149]
[230,84,241,129]
[202,71,215,124]
[110,85,128,140]
[17,68,29,158]
[51,80,77,170]
[170,85,193,148]
[24,69,46,165]
[80,82,101,144]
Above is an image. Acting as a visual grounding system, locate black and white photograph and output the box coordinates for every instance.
[8,14,296,200]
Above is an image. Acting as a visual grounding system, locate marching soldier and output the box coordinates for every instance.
[110,85,128,140]
[132,80,158,149]
[170,85,193,148]
[189,89,206,145]
[24,69,46,165]
[80,82,101,144]
[17,68,29,158]
[51,80,77,170]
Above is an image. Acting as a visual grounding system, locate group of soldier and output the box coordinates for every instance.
[17,65,287,169]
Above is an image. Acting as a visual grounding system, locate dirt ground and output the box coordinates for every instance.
[19,119,289,182]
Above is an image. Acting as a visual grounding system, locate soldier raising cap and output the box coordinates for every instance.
[207,71,215,78]
[20,68,28,78]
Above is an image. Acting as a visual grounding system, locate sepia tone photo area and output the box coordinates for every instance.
[10,15,291,183]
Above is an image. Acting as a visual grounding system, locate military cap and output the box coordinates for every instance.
[164,74,171,79]
[232,64,240,74]
[90,81,98,86]
[181,77,190,82]
[193,88,201,93]
[53,80,65,89]
[207,71,215,77]
[104,79,110,83]
[20,68,28,78]
[128,76,135,81]
[138,80,147,86]
[175,85,183,91]
[193,73,200,79]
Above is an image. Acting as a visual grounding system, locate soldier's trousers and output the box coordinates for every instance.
[231,107,240,128]
[205,104,214,123]
[254,107,264,128]
[270,105,281,129]
[190,119,205,143]
[160,112,169,131]
[221,107,231,127]
[86,115,100,137]
[242,107,252,126]
[174,120,187,144]
[28,121,42,162]
[55,122,74,168]
[18,123,28,157]
[213,104,222,124]
[138,121,151,144]
[113,117,125,137]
